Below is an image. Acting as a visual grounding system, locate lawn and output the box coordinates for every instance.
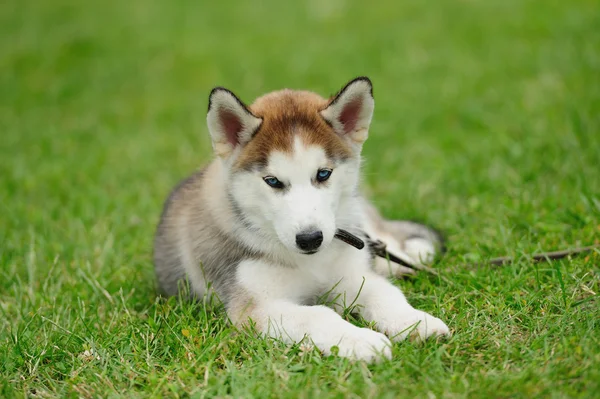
[1,0,599,397]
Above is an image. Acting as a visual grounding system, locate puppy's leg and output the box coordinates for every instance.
[229,260,392,362]
[361,199,443,276]
[229,299,391,362]
[384,220,442,265]
[337,269,450,342]
[372,257,417,278]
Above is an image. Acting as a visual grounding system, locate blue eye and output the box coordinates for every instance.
[263,176,284,189]
[316,169,332,182]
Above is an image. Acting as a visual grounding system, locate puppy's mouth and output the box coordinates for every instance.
[301,250,319,255]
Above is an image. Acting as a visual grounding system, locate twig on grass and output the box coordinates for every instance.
[334,228,599,275]
[484,245,600,266]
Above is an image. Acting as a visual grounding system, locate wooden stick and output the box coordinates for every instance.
[335,229,438,274]
[486,245,599,266]
[334,228,598,273]
[334,229,365,250]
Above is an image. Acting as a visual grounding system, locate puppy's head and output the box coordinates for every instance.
[206,77,375,254]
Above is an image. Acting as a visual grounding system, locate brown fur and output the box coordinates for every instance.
[235,90,353,171]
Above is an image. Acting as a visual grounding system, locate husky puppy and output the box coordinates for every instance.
[154,77,450,362]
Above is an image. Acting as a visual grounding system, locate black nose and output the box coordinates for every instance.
[295,230,323,252]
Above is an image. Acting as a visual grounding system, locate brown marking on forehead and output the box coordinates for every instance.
[234,90,353,171]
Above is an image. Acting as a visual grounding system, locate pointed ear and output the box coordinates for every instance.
[206,87,263,158]
[320,77,375,145]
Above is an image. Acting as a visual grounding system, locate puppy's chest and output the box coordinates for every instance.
[292,246,368,295]
[237,244,371,302]
[237,260,339,303]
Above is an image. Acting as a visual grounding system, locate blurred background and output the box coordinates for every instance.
[1,0,598,290]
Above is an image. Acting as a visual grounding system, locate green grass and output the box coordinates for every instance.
[1,0,599,397]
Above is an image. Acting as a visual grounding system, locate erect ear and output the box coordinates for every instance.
[206,87,263,158]
[320,77,375,145]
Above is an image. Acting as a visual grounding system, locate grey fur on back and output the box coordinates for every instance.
[153,169,260,303]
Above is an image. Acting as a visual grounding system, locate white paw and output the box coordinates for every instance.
[325,327,392,363]
[383,309,450,342]
[404,237,436,265]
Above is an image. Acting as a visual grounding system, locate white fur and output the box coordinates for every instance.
[361,212,436,277]
[236,230,449,361]
[227,136,449,362]
[200,80,449,362]
[404,237,436,265]
[246,299,392,362]
[229,136,361,257]
[362,216,420,277]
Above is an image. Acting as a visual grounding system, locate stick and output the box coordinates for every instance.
[335,229,436,273]
[485,245,599,266]
[334,229,365,250]
[334,228,599,274]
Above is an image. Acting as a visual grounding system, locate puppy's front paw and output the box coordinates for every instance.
[326,327,392,363]
[384,310,450,342]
